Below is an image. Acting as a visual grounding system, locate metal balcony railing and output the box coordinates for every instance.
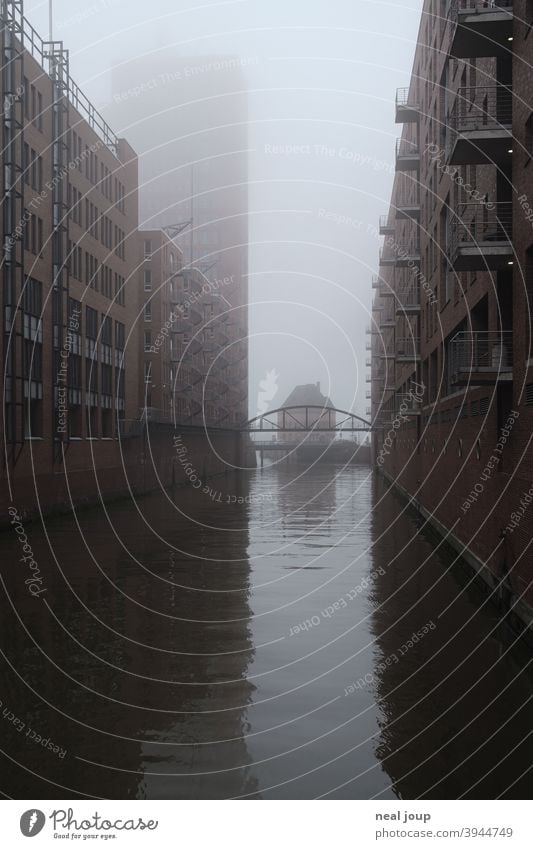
[447,0,514,59]
[451,0,513,14]
[379,247,396,266]
[380,310,396,326]
[395,287,420,311]
[449,85,512,133]
[450,331,513,379]
[396,393,423,415]
[396,88,418,109]
[379,215,396,234]
[449,202,512,255]
[395,189,421,219]
[396,337,421,358]
[396,187,421,207]
[396,138,420,158]
[394,242,421,265]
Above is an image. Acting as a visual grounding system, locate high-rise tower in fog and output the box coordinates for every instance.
[106,53,250,425]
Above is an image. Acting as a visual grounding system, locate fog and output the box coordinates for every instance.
[27,0,423,420]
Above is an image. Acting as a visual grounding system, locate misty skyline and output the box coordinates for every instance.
[26,0,424,418]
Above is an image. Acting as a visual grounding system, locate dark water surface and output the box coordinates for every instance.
[1,465,533,799]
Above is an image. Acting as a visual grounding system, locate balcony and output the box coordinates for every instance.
[379,247,396,267]
[396,336,421,362]
[448,85,513,165]
[377,348,396,360]
[396,88,420,123]
[379,215,396,236]
[372,275,380,289]
[376,409,395,428]
[395,243,420,266]
[448,0,513,60]
[395,286,421,315]
[366,339,372,350]
[396,393,422,415]
[449,331,513,384]
[379,311,396,329]
[395,190,421,221]
[366,390,372,399]
[379,281,395,298]
[396,138,420,171]
[448,202,513,271]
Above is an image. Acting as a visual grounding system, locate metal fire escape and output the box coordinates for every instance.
[1,0,25,467]
[44,37,70,464]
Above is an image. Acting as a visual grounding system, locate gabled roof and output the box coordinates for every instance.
[281,383,334,409]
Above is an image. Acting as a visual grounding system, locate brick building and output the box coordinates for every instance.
[1,0,139,509]
[370,0,533,633]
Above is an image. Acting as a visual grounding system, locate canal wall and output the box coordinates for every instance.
[379,467,533,645]
[0,426,256,526]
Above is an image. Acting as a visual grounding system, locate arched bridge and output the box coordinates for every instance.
[241,405,374,433]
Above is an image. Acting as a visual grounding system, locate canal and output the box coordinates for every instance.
[1,464,533,799]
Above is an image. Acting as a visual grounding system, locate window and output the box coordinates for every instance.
[114,272,125,306]
[144,302,152,322]
[101,315,112,347]
[144,330,152,352]
[26,213,43,255]
[22,278,43,437]
[23,143,29,185]
[526,112,533,164]
[144,269,152,291]
[23,76,29,119]
[101,363,113,396]
[23,277,42,318]
[144,239,152,259]
[86,306,98,340]
[115,227,125,259]
[30,148,37,189]
[115,321,125,352]
[144,361,152,383]
[31,84,36,125]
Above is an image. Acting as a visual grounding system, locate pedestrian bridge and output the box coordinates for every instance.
[241,405,375,433]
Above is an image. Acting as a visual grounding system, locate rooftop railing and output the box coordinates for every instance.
[4,6,121,152]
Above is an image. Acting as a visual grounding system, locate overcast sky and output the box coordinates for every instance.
[27,0,424,420]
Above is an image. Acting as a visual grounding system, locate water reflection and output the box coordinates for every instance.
[0,477,258,799]
[370,475,533,800]
[1,466,532,799]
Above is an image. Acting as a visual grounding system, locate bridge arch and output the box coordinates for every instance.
[241,405,374,432]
